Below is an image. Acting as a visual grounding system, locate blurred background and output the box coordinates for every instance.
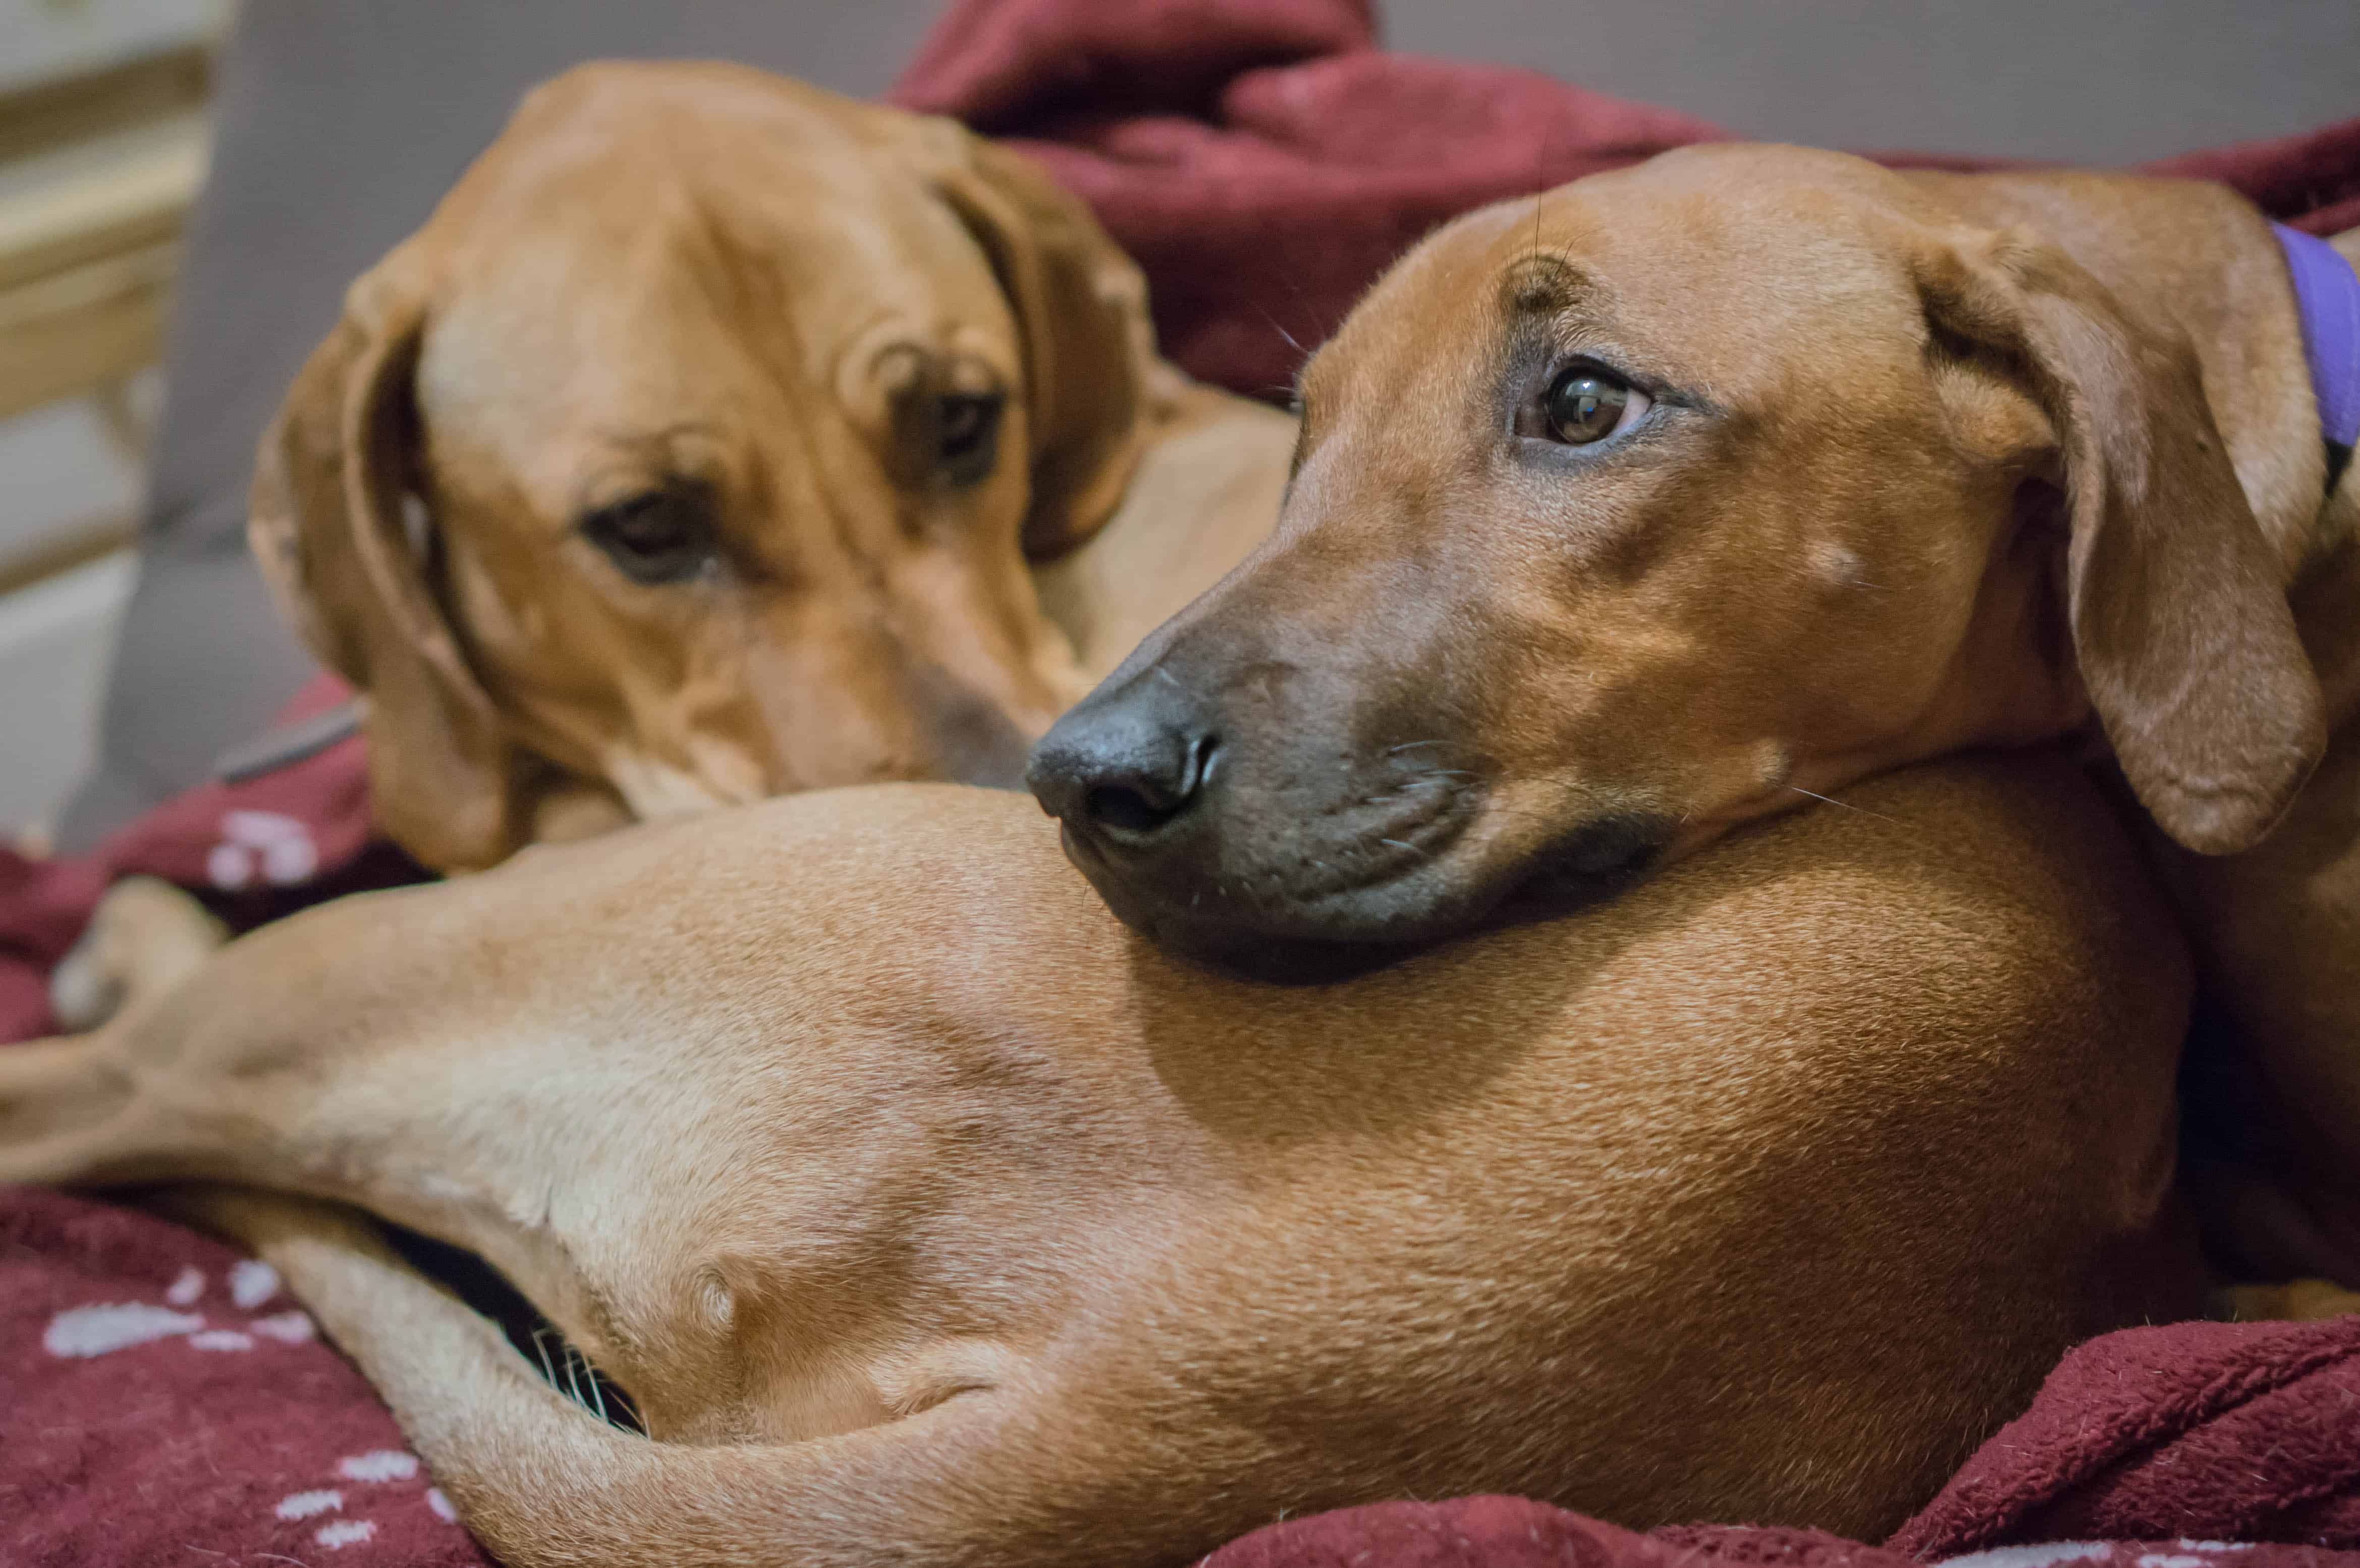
[2,0,2353,845]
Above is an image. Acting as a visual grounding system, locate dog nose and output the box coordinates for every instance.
[1027,696,1218,837]
[908,666,1040,793]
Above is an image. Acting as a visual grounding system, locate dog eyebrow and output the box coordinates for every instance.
[1493,259,1725,420]
[1497,253,1594,319]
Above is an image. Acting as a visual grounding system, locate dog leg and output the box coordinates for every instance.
[4,860,936,1441]
[3,881,236,1180]
[0,1034,135,1161]
[2,892,304,1190]
[0,1021,246,1191]
[162,1184,1148,1568]
[1,893,611,1352]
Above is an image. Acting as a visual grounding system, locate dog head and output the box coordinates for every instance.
[252,63,1156,871]
[1031,144,2323,960]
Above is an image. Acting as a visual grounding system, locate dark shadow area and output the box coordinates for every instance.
[380,1218,643,1435]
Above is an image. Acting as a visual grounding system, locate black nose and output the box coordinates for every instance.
[908,665,1037,792]
[1027,689,1218,838]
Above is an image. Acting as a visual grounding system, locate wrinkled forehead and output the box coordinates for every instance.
[413,97,1015,494]
[1304,147,1932,416]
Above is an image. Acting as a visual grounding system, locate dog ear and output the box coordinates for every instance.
[1913,227,2325,855]
[921,127,1157,559]
[249,246,525,872]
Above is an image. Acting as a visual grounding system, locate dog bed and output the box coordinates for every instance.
[9,0,2360,1560]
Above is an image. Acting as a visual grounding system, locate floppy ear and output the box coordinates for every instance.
[1913,227,2325,855]
[248,245,526,872]
[920,126,1158,559]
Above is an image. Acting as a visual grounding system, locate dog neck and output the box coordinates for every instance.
[2276,225,2359,495]
[2278,226,2360,573]
[2258,226,2360,732]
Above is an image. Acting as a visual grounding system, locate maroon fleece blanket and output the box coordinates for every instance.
[9,1,2360,1561]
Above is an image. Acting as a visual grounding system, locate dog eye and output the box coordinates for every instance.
[938,393,1005,484]
[1543,366,1648,445]
[579,485,719,586]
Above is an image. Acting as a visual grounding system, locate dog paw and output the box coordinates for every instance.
[49,877,228,1032]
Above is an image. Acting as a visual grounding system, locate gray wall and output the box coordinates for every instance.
[1383,0,2360,164]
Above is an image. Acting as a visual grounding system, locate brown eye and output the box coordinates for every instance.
[580,483,719,585]
[1544,366,1637,444]
[938,392,1005,484]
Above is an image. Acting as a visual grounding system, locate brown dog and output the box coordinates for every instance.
[1028,146,2360,1282]
[254,61,1290,873]
[6,754,2197,1564]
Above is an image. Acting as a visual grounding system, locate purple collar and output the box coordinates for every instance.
[2274,222,2359,492]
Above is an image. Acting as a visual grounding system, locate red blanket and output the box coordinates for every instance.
[9,1,2360,1561]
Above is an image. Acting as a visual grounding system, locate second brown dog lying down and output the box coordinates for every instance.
[1028,144,2360,1284]
[252,61,1291,873]
[7,756,2197,1564]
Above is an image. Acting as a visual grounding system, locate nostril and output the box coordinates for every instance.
[1085,782,1180,833]
[1183,733,1219,798]
[1030,685,1221,836]
[1076,734,1218,837]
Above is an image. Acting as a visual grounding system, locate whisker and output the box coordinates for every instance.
[1387,739,1446,754]
[1268,269,1344,343]
[528,1323,643,1434]
[1151,665,1208,700]
[1788,786,1901,825]
[1255,304,1313,366]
